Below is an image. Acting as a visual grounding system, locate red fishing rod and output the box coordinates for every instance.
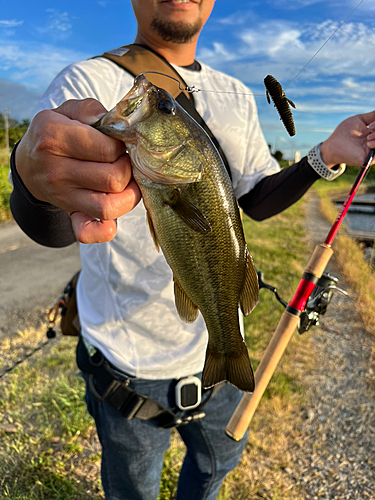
[226,148,375,441]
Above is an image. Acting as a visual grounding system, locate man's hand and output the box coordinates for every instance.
[320,110,375,168]
[15,98,141,244]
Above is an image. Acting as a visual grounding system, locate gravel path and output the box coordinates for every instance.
[287,194,375,499]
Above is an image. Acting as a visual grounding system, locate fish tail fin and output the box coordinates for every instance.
[202,342,255,393]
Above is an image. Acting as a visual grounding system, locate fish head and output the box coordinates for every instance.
[93,74,153,142]
[94,74,207,185]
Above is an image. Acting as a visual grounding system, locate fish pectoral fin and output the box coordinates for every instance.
[146,210,160,252]
[173,277,199,324]
[202,341,255,393]
[239,248,259,316]
[164,190,212,233]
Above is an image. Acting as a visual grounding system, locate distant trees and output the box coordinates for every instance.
[273,150,283,162]
[268,144,284,163]
[0,112,30,149]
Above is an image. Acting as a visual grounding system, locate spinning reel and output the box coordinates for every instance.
[257,271,348,334]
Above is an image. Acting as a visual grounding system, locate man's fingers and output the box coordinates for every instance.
[32,109,126,163]
[360,110,375,128]
[53,98,108,125]
[62,179,142,221]
[366,120,375,150]
[70,212,118,244]
[47,154,133,193]
[15,97,141,224]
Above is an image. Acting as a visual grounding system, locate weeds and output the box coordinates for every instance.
[0,149,12,222]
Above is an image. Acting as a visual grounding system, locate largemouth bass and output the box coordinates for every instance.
[94,75,259,392]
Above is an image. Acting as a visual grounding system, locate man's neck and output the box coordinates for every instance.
[134,31,197,66]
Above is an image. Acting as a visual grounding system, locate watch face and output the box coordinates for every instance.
[175,376,202,410]
[180,383,199,407]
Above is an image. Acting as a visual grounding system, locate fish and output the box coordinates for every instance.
[93,75,259,392]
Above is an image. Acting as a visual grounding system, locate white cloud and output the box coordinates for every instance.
[197,42,240,64]
[270,0,325,7]
[199,19,375,88]
[0,40,89,91]
[34,9,73,41]
[217,10,257,26]
[296,102,369,113]
[240,20,375,78]
[0,20,23,28]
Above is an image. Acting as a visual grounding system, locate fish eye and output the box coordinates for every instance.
[158,99,175,115]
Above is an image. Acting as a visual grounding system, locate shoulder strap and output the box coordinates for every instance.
[96,44,232,180]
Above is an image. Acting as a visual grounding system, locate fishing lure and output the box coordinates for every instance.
[264,75,296,137]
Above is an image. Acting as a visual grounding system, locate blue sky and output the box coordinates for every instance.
[1,0,374,157]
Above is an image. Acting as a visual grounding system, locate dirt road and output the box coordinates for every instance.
[0,220,81,339]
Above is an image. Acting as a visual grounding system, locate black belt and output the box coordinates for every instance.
[76,337,221,428]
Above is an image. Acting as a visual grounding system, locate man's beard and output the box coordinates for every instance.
[150,15,201,44]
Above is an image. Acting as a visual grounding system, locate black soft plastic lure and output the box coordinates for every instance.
[264,75,296,137]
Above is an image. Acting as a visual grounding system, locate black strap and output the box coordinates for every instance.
[76,337,219,428]
[95,44,232,180]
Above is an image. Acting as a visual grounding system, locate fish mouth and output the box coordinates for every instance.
[116,74,152,126]
[93,75,153,141]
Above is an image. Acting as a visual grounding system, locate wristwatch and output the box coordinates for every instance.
[307,143,346,181]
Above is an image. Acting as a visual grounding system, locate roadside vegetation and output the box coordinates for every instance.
[0,110,29,222]
[0,113,29,150]
[0,166,374,499]
[0,149,12,222]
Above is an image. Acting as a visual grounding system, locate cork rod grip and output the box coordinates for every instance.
[225,311,299,440]
[225,244,333,441]
[305,244,333,277]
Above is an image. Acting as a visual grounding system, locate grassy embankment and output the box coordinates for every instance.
[0,165,374,499]
[0,149,12,222]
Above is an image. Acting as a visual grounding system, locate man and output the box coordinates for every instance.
[10,1,375,499]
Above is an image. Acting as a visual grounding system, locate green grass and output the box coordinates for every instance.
[0,334,102,499]
[0,149,12,222]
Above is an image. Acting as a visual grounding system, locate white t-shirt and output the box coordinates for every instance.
[36,56,279,380]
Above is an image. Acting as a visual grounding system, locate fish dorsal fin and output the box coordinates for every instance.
[146,210,160,252]
[239,248,259,316]
[173,276,199,324]
[164,190,212,233]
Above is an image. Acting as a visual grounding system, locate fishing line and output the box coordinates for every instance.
[145,0,366,97]
[141,71,264,96]
[284,0,366,90]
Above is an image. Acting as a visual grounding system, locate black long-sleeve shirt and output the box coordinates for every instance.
[9,143,320,248]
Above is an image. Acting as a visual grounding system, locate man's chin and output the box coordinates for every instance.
[150,16,202,44]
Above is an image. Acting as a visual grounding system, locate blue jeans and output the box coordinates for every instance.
[82,372,248,500]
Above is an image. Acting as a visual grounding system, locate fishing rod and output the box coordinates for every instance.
[226,148,375,441]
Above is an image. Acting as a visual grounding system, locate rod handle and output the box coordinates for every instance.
[305,243,333,276]
[226,311,299,441]
[225,244,333,441]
